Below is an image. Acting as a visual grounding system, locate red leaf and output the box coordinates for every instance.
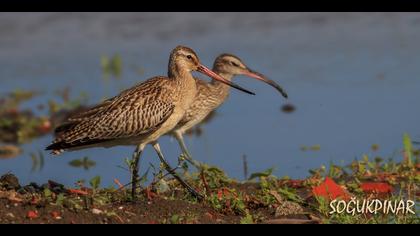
[225,199,231,209]
[50,211,61,219]
[26,210,39,219]
[312,177,350,201]
[375,172,398,182]
[114,178,124,190]
[217,189,223,200]
[205,212,214,219]
[7,108,18,115]
[285,179,304,188]
[30,196,40,205]
[67,188,88,195]
[37,120,52,134]
[217,187,235,200]
[145,187,157,201]
[360,182,393,194]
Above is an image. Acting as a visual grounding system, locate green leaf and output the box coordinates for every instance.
[277,187,303,203]
[38,151,45,171]
[69,159,83,167]
[101,55,110,71]
[30,152,38,173]
[139,166,151,185]
[89,176,101,190]
[403,133,413,166]
[170,214,181,224]
[156,178,170,194]
[56,193,65,206]
[310,144,321,151]
[111,54,123,78]
[240,211,254,224]
[248,168,274,180]
[44,188,52,198]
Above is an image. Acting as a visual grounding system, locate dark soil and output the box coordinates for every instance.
[0,173,314,224]
[0,198,236,224]
[1,154,418,224]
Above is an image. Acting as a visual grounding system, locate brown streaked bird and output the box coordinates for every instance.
[170,54,288,166]
[46,46,254,200]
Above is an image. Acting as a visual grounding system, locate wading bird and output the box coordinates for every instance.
[46,46,254,200]
[170,54,288,166]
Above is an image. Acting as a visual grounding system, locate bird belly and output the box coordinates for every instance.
[173,110,211,135]
[134,106,186,145]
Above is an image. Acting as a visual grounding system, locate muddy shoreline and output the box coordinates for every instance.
[1,153,419,224]
[0,173,315,224]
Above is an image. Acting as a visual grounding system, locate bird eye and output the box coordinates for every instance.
[231,61,240,67]
[187,55,193,60]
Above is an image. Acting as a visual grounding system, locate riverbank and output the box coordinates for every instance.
[1,154,419,224]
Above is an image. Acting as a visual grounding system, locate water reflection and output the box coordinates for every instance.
[0,90,50,144]
[281,103,296,114]
[68,157,96,171]
[0,145,21,159]
[30,151,45,172]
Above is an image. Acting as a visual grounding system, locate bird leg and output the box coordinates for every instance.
[174,131,202,169]
[151,142,204,201]
[130,144,144,200]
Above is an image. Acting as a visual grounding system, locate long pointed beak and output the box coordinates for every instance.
[197,64,255,95]
[242,69,288,99]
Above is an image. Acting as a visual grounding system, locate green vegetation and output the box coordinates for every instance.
[0,89,87,146]
[101,54,123,80]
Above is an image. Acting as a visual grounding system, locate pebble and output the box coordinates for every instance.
[91,208,103,215]
[16,182,43,194]
[0,173,21,190]
[274,201,304,217]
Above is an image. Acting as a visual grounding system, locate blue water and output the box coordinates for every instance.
[1,12,420,187]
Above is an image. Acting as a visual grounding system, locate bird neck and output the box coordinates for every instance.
[211,72,233,88]
[210,72,234,100]
[168,63,194,84]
